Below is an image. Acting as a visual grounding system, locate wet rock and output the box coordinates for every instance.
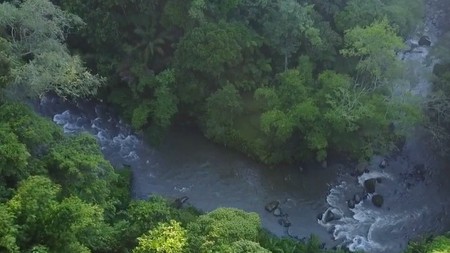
[347,199,356,209]
[273,208,283,217]
[173,196,189,209]
[265,200,280,212]
[376,178,382,183]
[364,179,377,194]
[418,35,431,46]
[372,194,384,208]
[278,217,291,227]
[379,159,388,168]
[353,193,362,204]
[353,162,368,176]
[323,209,341,223]
[317,213,323,220]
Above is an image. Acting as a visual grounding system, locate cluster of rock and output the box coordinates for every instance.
[319,158,390,225]
[265,200,292,227]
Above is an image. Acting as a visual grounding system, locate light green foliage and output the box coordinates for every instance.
[335,0,424,36]
[0,204,19,253]
[44,134,118,207]
[6,176,113,252]
[0,103,63,154]
[7,176,60,248]
[132,102,152,130]
[15,53,105,98]
[318,71,367,132]
[133,220,187,253]
[125,197,176,244]
[231,240,270,253]
[260,109,294,142]
[0,0,104,98]
[46,196,113,252]
[187,208,260,252]
[341,19,405,87]
[407,235,450,253]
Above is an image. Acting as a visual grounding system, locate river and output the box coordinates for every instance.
[33,1,450,252]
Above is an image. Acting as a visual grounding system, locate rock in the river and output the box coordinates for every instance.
[364,179,377,193]
[265,200,280,212]
[353,193,362,204]
[347,199,356,209]
[372,194,384,208]
[278,217,292,227]
[353,161,368,176]
[323,209,341,223]
[317,213,323,220]
[273,208,283,217]
[418,35,431,46]
[379,158,388,168]
[173,196,189,209]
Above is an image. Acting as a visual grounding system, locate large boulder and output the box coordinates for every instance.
[364,179,377,194]
[173,196,189,209]
[379,158,388,168]
[353,193,362,204]
[273,208,283,217]
[278,217,291,227]
[347,199,356,209]
[323,209,342,223]
[265,200,280,212]
[372,194,384,208]
[353,162,369,176]
[418,36,431,46]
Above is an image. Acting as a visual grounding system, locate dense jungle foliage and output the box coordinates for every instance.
[1,0,450,252]
[48,0,426,164]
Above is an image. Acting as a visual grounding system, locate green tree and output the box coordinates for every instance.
[0,204,19,253]
[262,0,320,71]
[0,124,30,186]
[174,21,268,104]
[46,196,113,253]
[123,197,176,248]
[230,240,270,253]
[44,134,118,208]
[0,0,104,97]
[133,220,187,253]
[205,83,243,144]
[341,19,405,88]
[187,208,260,252]
[7,176,60,249]
[335,0,423,36]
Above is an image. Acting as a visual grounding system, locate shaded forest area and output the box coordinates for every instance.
[54,0,425,164]
[1,0,450,252]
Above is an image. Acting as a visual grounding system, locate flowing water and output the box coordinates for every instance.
[32,1,450,252]
[35,96,338,245]
[318,0,450,251]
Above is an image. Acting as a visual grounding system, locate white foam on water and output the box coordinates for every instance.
[53,110,85,133]
[357,171,394,186]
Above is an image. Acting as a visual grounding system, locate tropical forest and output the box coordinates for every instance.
[1,0,450,252]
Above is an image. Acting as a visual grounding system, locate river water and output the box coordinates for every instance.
[33,1,450,252]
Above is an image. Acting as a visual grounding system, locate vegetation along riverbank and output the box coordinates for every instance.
[1,0,450,252]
